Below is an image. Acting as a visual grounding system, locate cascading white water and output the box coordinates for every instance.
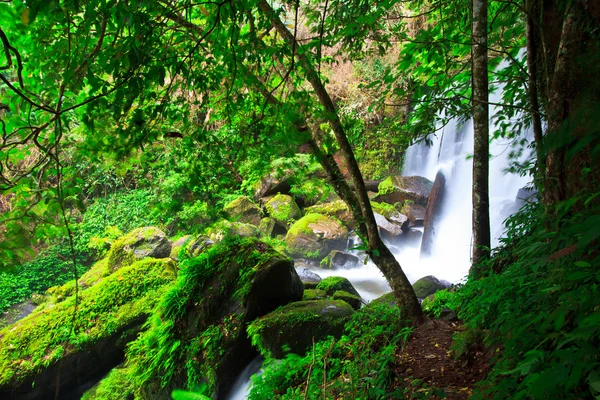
[308,79,533,299]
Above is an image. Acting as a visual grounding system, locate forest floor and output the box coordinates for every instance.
[392,319,491,399]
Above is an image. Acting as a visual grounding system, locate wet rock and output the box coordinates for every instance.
[374,212,404,242]
[421,171,446,257]
[320,250,359,269]
[402,204,426,227]
[285,214,348,260]
[295,267,322,289]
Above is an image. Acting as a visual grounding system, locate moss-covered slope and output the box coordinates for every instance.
[0,258,177,400]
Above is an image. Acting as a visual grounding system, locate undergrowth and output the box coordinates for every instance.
[455,190,600,399]
[248,302,413,399]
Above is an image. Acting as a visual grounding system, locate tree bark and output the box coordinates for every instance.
[257,0,423,319]
[471,0,491,274]
[525,0,545,191]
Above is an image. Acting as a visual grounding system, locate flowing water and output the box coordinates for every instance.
[226,81,534,400]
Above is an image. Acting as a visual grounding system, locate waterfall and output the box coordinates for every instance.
[224,357,263,400]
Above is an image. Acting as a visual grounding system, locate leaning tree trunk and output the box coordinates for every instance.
[470,0,491,276]
[257,0,423,319]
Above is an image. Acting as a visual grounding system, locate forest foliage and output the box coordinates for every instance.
[0,0,599,398]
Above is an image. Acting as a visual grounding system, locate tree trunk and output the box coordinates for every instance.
[257,0,423,319]
[471,0,491,275]
[525,0,545,191]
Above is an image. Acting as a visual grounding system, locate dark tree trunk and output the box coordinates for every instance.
[258,0,423,320]
[525,0,545,191]
[471,0,491,274]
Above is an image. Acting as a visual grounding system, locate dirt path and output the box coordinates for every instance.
[393,319,490,399]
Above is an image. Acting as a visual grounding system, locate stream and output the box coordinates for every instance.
[226,82,534,399]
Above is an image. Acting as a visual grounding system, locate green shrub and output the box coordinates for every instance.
[456,191,600,399]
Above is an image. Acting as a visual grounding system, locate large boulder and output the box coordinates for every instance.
[265,194,302,228]
[372,202,409,231]
[375,176,434,206]
[223,196,263,226]
[305,200,354,229]
[402,203,426,227]
[320,250,360,269]
[412,275,448,299]
[87,237,304,399]
[254,171,294,200]
[421,172,446,257]
[374,212,404,242]
[285,214,348,260]
[106,227,171,273]
[248,300,355,358]
[0,258,177,400]
[295,267,322,289]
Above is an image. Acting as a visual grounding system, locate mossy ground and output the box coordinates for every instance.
[0,258,176,386]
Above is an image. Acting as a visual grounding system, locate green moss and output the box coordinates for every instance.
[265,194,301,227]
[81,365,135,400]
[247,300,354,358]
[332,290,362,310]
[289,179,332,207]
[316,276,359,298]
[377,176,397,195]
[106,227,167,273]
[302,289,327,301]
[286,213,331,239]
[371,201,397,219]
[305,200,348,218]
[412,276,446,299]
[109,236,292,397]
[223,196,262,225]
[0,258,177,386]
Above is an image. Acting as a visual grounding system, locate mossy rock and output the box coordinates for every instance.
[89,237,304,399]
[412,276,448,299]
[248,300,354,359]
[106,227,171,273]
[372,201,409,230]
[258,217,287,238]
[285,214,348,260]
[320,250,359,269]
[305,200,354,229]
[316,276,361,298]
[223,196,263,226]
[302,289,328,301]
[265,194,302,228]
[375,176,434,206]
[206,219,260,242]
[169,235,192,260]
[333,290,362,310]
[0,258,177,400]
